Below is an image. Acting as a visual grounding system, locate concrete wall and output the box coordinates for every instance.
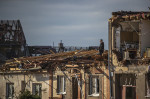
[114,66,150,99]
[141,20,150,55]
[52,70,71,99]
[86,67,110,99]
[136,74,146,99]
[0,72,50,99]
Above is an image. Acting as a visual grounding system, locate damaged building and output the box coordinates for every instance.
[0,20,111,99]
[0,20,28,62]
[0,50,110,99]
[2,10,150,99]
[109,11,150,99]
[28,46,56,56]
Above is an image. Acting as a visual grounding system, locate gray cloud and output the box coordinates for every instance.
[0,0,149,49]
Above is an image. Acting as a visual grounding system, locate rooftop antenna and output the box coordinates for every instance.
[53,42,54,48]
[58,40,64,52]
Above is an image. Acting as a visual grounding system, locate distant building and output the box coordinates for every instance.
[89,46,99,50]
[28,46,56,56]
[0,20,28,61]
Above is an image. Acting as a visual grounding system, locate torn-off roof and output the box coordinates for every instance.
[109,11,150,22]
[0,50,108,72]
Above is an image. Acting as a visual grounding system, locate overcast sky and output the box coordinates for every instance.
[0,0,149,49]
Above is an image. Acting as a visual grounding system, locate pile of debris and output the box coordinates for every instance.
[0,50,108,72]
[112,49,150,66]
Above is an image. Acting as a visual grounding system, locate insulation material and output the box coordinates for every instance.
[120,32,139,43]
[119,74,136,86]
[115,27,121,50]
[120,22,139,32]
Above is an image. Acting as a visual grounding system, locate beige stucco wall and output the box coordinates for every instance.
[52,66,110,99]
[0,72,50,99]
[0,65,110,99]
[141,20,150,56]
[53,70,69,98]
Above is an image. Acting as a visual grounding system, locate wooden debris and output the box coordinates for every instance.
[0,50,108,71]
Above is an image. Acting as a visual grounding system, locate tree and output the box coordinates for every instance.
[19,90,41,99]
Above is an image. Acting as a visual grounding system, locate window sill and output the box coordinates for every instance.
[145,95,150,98]
[57,92,66,95]
[89,94,99,97]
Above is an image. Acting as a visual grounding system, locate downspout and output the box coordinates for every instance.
[84,72,86,99]
[49,69,53,98]
[139,20,142,57]
[108,20,112,99]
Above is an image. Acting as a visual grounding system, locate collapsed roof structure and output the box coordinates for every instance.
[0,50,110,99]
[0,20,28,61]
[28,46,56,56]
[0,20,111,99]
[0,50,108,72]
[2,11,150,99]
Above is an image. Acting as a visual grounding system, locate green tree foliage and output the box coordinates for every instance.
[19,90,41,99]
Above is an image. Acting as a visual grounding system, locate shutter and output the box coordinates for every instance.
[89,76,92,95]
[12,84,14,97]
[33,84,35,95]
[64,77,66,92]
[6,84,8,97]
[65,75,72,99]
[21,81,25,91]
[60,76,63,92]
[57,76,60,93]
[39,84,42,97]
[85,75,88,99]
[97,78,99,93]
[99,75,103,99]
[92,77,95,94]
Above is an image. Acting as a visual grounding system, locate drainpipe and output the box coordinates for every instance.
[49,69,53,99]
[139,21,142,57]
[108,21,112,99]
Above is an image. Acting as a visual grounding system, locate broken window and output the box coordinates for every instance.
[57,75,66,94]
[32,83,42,97]
[89,76,99,96]
[6,83,14,99]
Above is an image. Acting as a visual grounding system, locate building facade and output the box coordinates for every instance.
[109,11,150,99]
[0,50,110,99]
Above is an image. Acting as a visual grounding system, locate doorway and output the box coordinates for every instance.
[122,86,136,99]
[72,77,78,99]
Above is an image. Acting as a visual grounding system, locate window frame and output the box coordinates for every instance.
[57,75,66,94]
[89,75,99,96]
[6,83,14,99]
[32,83,42,98]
